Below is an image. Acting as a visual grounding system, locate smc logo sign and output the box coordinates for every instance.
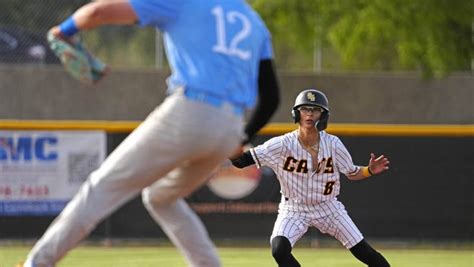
[0,136,58,161]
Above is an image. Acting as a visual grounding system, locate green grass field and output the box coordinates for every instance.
[1,245,472,267]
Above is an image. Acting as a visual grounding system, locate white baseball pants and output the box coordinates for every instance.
[271,199,364,249]
[25,92,244,267]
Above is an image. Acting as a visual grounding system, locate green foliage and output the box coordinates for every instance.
[251,0,473,77]
[0,0,471,76]
[82,26,157,67]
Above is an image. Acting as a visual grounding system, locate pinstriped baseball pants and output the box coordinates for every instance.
[271,198,364,249]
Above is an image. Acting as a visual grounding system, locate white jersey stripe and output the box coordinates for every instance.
[249,148,261,168]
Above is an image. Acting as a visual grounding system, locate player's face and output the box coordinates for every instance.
[298,105,322,128]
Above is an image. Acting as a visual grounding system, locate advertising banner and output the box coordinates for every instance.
[0,131,106,216]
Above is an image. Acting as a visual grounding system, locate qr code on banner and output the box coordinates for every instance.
[68,153,100,183]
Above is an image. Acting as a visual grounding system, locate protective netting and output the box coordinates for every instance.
[0,0,159,68]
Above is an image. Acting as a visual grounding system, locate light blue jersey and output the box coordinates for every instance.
[129,0,273,109]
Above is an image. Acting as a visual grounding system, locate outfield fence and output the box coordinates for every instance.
[1,122,472,242]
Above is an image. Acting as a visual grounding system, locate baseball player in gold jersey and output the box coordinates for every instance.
[231,89,390,267]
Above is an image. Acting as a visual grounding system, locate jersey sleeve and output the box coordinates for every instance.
[129,0,183,28]
[334,137,359,176]
[249,136,283,169]
[259,29,273,60]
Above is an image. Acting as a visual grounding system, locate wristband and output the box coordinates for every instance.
[59,16,80,37]
[361,166,373,177]
[368,166,374,176]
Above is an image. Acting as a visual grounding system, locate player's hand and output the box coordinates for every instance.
[368,153,389,175]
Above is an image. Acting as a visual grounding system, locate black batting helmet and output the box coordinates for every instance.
[291,89,330,131]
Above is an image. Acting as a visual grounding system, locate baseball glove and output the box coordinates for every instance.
[47,31,109,84]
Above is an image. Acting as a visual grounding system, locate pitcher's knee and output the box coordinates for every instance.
[142,186,182,209]
[142,188,167,208]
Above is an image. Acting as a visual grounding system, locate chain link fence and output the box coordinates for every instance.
[0,0,161,68]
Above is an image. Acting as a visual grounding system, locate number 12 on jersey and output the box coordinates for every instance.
[212,6,251,60]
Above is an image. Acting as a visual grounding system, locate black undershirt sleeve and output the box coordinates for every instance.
[230,151,255,168]
[242,59,280,145]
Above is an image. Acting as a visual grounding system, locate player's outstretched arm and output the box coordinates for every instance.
[61,0,137,32]
[348,153,390,181]
[230,150,256,169]
[47,1,138,84]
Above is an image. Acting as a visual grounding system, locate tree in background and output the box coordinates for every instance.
[251,0,472,78]
[1,0,471,77]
